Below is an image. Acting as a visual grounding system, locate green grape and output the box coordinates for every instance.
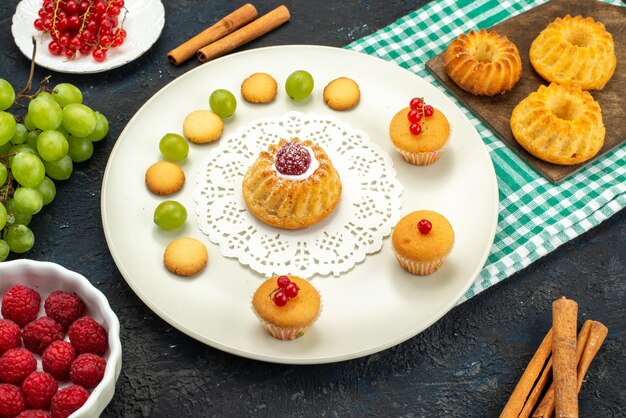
[23,113,36,131]
[285,70,314,101]
[25,130,40,148]
[9,144,38,163]
[37,130,69,162]
[67,136,93,162]
[10,123,27,145]
[52,83,83,108]
[35,176,56,205]
[5,198,32,226]
[4,224,34,253]
[0,79,15,111]
[0,240,9,261]
[209,89,237,118]
[62,103,96,137]
[0,111,17,146]
[11,152,45,187]
[36,91,55,102]
[13,187,43,215]
[0,163,7,186]
[153,200,187,230]
[85,111,108,142]
[159,133,189,162]
[28,96,63,130]
[0,202,6,230]
[43,154,73,180]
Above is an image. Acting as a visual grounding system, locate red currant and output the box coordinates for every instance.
[409,123,422,136]
[407,108,423,124]
[92,48,107,62]
[57,17,69,29]
[42,18,53,30]
[34,19,44,31]
[43,2,54,13]
[417,219,432,235]
[410,97,424,110]
[81,30,95,43]
[79,45,93,55]
[48,41,62,56]
[113,0,125,7]
[64,0,78,14]
[78,1,90,14]
[94,1,107,14]
[116,28,127,38]
[109,5,121,16]
[70,36,83,49]
[273,290,288,307]
[277,276,291,289]
[424,105,434,117]
[64,48,77,60]
[285,282,299,298]
[99,34,112,47]
[58,35,70,47]
[68,15,81,29]
[38,9,48,19]
[113,35,124,47]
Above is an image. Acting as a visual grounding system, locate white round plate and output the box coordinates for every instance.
[101,45,498,364]
[12,0,164,74]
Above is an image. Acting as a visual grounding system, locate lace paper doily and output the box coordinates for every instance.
[193,112,403,278]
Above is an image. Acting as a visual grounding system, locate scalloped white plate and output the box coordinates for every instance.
[101,45,499,364]
[11,0,164,74]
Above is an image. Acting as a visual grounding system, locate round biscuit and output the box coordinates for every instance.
[323,77,360,111]
[183,110,224,144]
[145,161,185,195]
[163,237,208,277]
[241,73,278,104]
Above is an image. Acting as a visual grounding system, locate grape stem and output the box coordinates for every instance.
[15,37,38,99]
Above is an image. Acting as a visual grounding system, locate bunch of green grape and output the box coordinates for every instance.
[0,78,108,260]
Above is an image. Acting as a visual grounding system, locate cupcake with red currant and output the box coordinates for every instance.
[251,275,321,340]
[391,210,455,275]
[389,97,450,165]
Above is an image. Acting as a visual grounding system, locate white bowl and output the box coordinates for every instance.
[0,259,122,417]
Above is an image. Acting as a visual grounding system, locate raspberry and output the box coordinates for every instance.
[22,318,64,355]
[0,320,22,354]
[0,348,37,385]
[1,285,41,328]
[70,353,106,389]
[42,341,76,381]
[50,385,89,418]
[17,411,52,418]
[0,383,26,418]
[275,141,311,176]
[44,291,85,330]
[68,317,107,355]
[22,372,58,410]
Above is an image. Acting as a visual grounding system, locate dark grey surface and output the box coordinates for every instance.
[1,1,624,416]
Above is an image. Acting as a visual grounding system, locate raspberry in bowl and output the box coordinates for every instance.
[0,259,121,418]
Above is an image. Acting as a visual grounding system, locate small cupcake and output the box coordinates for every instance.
[252,275,321,340]
[391,210,455,275]
[389,97,450,165]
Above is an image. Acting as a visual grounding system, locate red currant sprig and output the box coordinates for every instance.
[417,219,432,235]
[270,275,300,307]
[407,97,435,136]
[34,0,128,63]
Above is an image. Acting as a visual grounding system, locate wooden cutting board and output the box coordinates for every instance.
[425,0,626,183]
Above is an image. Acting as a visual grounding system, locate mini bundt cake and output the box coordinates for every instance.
[242,138,342,229]
[510,83,605,165]
[442,29,522,96]
[530,15,616,90]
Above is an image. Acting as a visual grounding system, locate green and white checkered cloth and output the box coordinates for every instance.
[346,0,626,302]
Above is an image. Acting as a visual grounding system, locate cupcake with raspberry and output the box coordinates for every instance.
[251,275,321,340]
[391,210,455,275]
[389,97,450,165]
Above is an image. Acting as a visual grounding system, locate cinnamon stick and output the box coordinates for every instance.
[551,297,578,418]
[197,5,290,63]
[532,320,607,417]
[499,329,553,418]
[167,4,258,65]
